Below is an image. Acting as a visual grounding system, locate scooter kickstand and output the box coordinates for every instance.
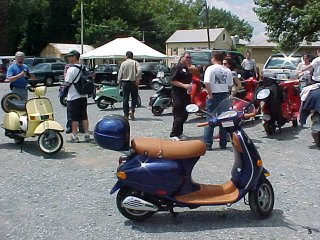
[170,208,178,218]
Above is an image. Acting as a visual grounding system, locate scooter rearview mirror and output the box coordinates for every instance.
[186,104,199,113]
[256,88,270,100]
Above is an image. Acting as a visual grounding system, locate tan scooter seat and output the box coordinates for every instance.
[131,137,206,159]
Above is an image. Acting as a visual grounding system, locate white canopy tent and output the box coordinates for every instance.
[81,37,168,60]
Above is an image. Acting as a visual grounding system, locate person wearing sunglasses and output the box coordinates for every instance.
[169,52,193,141]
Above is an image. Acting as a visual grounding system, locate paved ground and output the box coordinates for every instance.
[0,83,319,240]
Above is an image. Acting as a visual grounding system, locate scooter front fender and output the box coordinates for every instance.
[34,121,64,135]
[110,181,123,194]
[153,97,171,107]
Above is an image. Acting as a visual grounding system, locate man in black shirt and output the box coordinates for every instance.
[170,52,193,140]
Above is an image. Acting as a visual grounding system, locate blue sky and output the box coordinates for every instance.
[207,0,266,36]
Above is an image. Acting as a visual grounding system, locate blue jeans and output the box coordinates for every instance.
[12,87,28,101]
[203,92,228,148]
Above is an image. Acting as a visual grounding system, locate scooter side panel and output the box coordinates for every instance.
[231,130,263,191]
[118,154,200,196]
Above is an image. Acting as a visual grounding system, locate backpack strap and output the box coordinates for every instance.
[71,65,82,84]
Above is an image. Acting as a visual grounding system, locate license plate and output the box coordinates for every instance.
[276,74,287,79]
[222,121,234,128]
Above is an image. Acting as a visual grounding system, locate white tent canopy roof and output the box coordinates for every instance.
[81,37,168,60]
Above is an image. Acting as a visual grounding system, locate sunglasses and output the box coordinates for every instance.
[223,62,229,65]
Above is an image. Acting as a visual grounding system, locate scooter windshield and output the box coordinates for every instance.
[211,97,255,118]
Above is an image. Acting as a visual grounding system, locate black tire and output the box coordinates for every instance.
[96,97,110,109]
[116,187,155,221]
[38,130,63,155]
[60,96,67,107]
[14,137,24,145]
[292,119,298,128]
[312,132,320,147]
[249,178,274,219]
[263,122,276,135]
[136,95,142,108]
[1,93,22,113]
[152,106,164,116]
[45,77,54,86]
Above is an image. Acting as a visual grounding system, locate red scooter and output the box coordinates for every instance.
[236,76,260,116]
[260,77,300,135]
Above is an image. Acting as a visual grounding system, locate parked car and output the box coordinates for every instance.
[188,49,245,71]
[140,62,170,88]
[262,53,302,80]
[24,57,65,68]
[0,56,15,82]
[94,64,119,84]
[30,63,66,86]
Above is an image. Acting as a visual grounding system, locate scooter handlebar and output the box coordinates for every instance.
[243,112,256,119]
[197,122,209,127]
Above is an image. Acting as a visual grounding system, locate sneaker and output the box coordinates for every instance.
[170,136,180,141]
[179,134,188,141]
[65,128,72,134]
[69,135,79,143]
[206,146,213,151]
[129,112,135,120]
[84,134,90,142]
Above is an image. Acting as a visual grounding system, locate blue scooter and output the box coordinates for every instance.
[94,89,274,221]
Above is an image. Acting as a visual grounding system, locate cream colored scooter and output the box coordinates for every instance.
[1,86,64,155]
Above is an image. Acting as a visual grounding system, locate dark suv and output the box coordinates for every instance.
[140,62,170,88]
[30,62,66,86]
[94,64,119,84]
[0,56,15,82]
[189,50,245,71]
[24,57,65,68]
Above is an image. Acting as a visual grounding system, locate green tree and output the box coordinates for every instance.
[254,0,320,51]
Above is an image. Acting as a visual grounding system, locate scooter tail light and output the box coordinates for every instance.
[155,189,167,196]
[232,133,243,153]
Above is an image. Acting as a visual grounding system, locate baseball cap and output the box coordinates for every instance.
[67,50,80,58]
[15,51,25,57]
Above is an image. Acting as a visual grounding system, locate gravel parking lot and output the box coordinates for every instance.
[0,83,319,240]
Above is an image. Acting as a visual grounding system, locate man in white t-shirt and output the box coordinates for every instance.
[65,50,90,143]
[301,49,320,83]
[203,52,233,150]
[241,52,257,79]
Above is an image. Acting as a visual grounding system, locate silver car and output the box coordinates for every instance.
[262,54,301,80]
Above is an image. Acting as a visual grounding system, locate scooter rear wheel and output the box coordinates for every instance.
[249,178,274,219]
[38,130,63,155]
[116,187,155,221]
[96,97,110,109]
[263,122,276,135]
[151,106,164,116]
[312,132,320,147]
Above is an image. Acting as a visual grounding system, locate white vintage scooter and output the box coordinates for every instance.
[1,86,64,155]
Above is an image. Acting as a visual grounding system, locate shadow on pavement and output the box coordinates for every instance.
[125,209,296,233]
[0,141,76,160]
[262,126,300,141]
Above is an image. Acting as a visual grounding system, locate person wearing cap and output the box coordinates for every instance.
[6,51,30,100]
[117,51,142,120]
[64,50,90,143]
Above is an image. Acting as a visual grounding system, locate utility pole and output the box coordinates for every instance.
[203,1,210,49]
[81,0,84,54]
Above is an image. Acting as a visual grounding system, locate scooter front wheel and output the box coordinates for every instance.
[38,130,63,155]
[116,187,155,221]
[249,178,274,219]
